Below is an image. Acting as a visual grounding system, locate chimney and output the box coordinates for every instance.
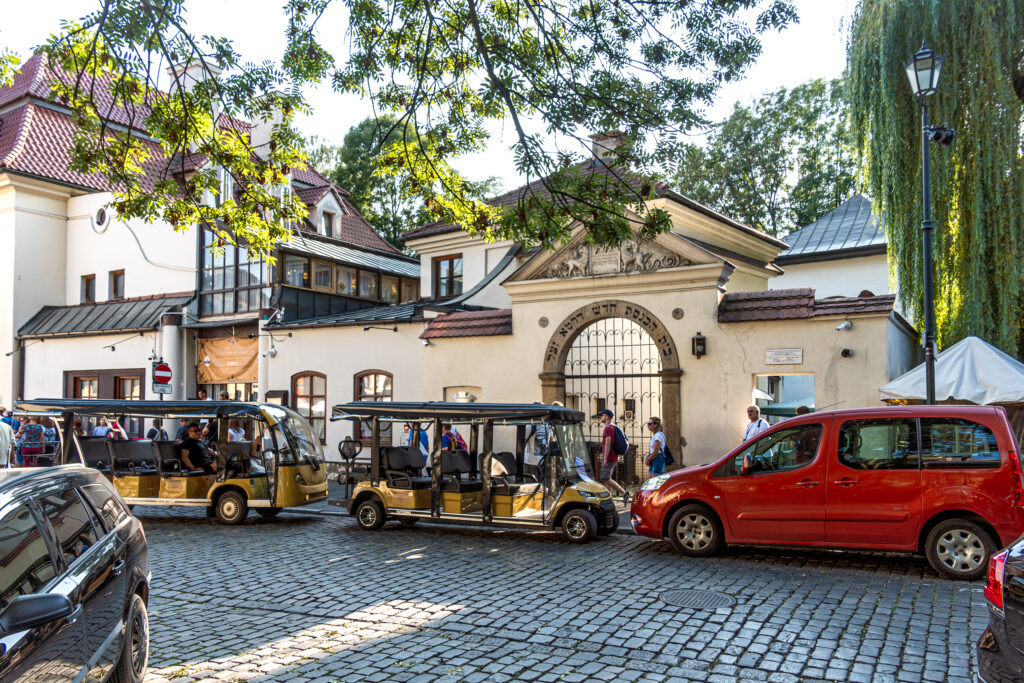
[248,92,284,161]
[166,60,223,95]
[590,131,626,163]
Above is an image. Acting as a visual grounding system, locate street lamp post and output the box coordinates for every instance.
[904,41,951,405]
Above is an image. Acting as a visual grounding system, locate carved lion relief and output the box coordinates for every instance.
[536,238,692,280]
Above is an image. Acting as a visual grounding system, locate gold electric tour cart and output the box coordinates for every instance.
[330,402,619,542]
[13,398,329,524]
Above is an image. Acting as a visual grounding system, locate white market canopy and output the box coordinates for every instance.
[880,336,1024,405]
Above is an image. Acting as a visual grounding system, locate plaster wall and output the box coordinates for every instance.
[264,323,426,452]
[21,331,159,399]
[0,178,70,405]
[773,253,891,299]
[409,230,514,303]
[65,193,196,301]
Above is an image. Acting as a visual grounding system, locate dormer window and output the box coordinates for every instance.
[320,210,335,238]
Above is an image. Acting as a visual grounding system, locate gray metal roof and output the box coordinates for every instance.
[778,195,886,262]
[274,302,423,328]
[19,294,193,338]
[281,233,420,279]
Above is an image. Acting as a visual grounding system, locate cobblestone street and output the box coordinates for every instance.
[138,507,986,683]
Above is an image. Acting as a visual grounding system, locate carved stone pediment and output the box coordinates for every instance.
[532,238,693,280]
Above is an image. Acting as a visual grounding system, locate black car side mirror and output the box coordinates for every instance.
[741,453,752,476]
[0,593,75,633]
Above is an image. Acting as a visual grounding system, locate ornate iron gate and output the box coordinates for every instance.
[563,317,662,484]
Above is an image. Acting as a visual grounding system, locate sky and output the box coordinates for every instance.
[2,0,856,193]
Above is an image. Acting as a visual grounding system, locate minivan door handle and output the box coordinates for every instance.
[833,478,859,487]
[796,479,820,488]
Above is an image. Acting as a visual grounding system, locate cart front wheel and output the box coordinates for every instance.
[355,499,385,531]
[562,509,597,544]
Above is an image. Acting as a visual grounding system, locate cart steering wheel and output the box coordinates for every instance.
[338,437,363,463]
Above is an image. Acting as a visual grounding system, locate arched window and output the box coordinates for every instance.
[354,370,393,443]
[291,372,327,442]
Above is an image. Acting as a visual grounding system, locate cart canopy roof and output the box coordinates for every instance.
[331,401,585,424]
[14,398,271,420]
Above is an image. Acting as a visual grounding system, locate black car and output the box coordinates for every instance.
[979,535,1024,682]
[0,465,150,682]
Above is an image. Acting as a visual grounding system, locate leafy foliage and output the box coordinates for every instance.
[671,78,855,236]
[849,0,1024,355]
[36,0,795,253]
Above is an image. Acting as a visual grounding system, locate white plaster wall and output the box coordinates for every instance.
[309,192,346,238]
[409,231,514,300]
[772,254,891,299]
[0,178,70,405]
[264,323,426,451]
[66,193,196,301]
[21,331,158,399]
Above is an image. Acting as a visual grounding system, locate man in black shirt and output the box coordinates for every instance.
[180,423,218,473]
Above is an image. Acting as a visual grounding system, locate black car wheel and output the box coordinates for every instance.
[256,507,282,519]
[215,491,248,525]
[355,499,386,530]
[668,504,724,557]
[562,509,597,543]
[925,519,995,581]
[114,593,148,683]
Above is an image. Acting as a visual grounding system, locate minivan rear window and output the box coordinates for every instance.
[920,418,1001,469]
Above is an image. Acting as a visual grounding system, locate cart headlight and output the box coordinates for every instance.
[640,474,670,491]
[579,489,602,500]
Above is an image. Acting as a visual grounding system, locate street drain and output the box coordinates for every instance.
[659,589,735,610]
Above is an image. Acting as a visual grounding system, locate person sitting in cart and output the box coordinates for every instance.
[180,423,218,474]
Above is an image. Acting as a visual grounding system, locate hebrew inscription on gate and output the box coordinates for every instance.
[543,300,678,369]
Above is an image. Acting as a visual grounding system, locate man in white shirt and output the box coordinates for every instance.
[743,405,770,442]
[0,420,12,466]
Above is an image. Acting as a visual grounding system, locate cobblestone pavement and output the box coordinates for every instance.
[136,506,987,683]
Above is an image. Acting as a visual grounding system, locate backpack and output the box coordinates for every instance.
[611,425,629,456]
[663,443,675,467]
[453,430,467,451]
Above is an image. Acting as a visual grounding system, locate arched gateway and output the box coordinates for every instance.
[540,300,683,473]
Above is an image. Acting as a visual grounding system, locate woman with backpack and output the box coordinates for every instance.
[645,417,667,475]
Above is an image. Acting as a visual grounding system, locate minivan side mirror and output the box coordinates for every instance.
[0,593,74,633]
[741,453,752,476]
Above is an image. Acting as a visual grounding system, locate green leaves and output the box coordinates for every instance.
[41,0,795,252]
[849,0,1024,356]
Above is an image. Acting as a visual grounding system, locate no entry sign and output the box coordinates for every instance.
[152,363,172,384]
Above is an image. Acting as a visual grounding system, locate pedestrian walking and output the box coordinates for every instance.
[41,417,60,458]
[0,419,13,467]
[92,417,111,438]
[175,418,189,440]
[595,409,628,502]
[17,417,45,467]
[0,407,20,433]
[644,417,667,476]
[147,418,170,441]
[743,405,770,442]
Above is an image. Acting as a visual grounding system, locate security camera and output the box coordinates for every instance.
[841,348,855,358]
[267,347,278,358]
[835,320,853,332]
[422,339,430,347]
[147,353,157,361]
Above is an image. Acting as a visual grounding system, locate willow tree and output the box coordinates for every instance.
[849,0,1024,355]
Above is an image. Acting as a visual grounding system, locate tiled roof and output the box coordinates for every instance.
[403,162,786,250]
[19,293,193,338]
[717,288,895,323]
[296,184,331,206]
[778,195,886,261]
[420,309,513,339]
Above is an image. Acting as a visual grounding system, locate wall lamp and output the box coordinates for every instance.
[691,332,707,359]
[363,326,398,332]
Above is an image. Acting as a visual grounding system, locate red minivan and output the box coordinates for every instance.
[630,406,1024,580]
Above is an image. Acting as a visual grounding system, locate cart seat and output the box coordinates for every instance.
[108,439,158,475]
[383,447,432,489]
[484,452,540,495]
[441,451,482,492]
[222,441,253,478]
[78,436,111,472]
[151,440,208,477]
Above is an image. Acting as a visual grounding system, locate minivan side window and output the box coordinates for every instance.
[80,483,129,531]
[0,505,58,610]
[715,423,824,477]
[37,489,102,565]
[920,418,1001,469]
[838,419,919,470]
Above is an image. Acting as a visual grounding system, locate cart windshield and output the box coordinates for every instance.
[264,406,324,465]
[551,422,595,482]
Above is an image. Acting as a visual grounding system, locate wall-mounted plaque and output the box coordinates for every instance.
[765,348,803,365]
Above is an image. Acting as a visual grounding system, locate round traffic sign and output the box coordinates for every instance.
[153,363,172,384]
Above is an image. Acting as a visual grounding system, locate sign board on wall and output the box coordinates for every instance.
[765,348,803,365]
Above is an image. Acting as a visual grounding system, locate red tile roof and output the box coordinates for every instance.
[717,289,896,323]
[420,309,513,339]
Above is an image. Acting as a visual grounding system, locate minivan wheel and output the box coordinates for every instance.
[562,508,597,543]
[215,491,248,525]
[113,593,148,683]
[355,499,386,531]
[668,504,724,557]
[925,519,995,581]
